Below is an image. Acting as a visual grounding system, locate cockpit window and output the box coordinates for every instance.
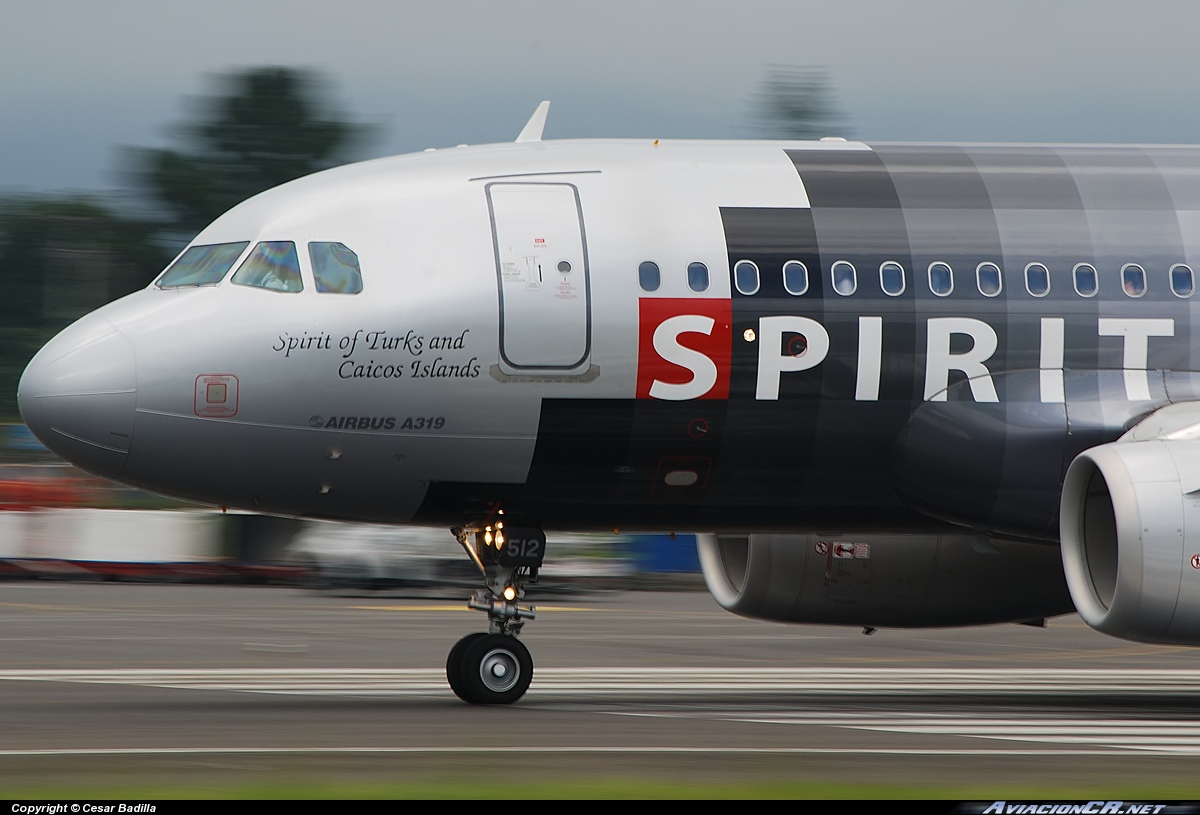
[231,241,303,292]
[155,242,249,288]
[309,242,363,294]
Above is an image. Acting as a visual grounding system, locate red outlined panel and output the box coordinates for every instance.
[194,374,239,418]
[636,298,731,400]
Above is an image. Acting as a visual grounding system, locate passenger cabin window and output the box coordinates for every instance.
[1171,264,1195,298]
[1073,263,1098,297]
[879,261,905,296]
[687,262,709,293]
[782,260,809,295]
[155,242,249,288]
[977,262,1003,297]
[831,261,857,296]
[232,241,303,292]
[309,242,363,294]
[928,262,953,296]
[638,261,661,292]
[1025,263,1050,297]
[1121,264,1146,298]
[734,260,760,295]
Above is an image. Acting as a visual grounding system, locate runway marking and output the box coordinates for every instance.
[613,709,1200,755]
[4,667,1200,696]
[839,717,1200,753]
[4,670,1200,757]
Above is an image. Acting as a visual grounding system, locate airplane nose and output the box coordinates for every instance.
[18,315,137,479]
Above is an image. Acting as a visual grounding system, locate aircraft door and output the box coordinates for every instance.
[487,183,591,374]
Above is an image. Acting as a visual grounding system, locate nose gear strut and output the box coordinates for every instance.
[446,521,546,704]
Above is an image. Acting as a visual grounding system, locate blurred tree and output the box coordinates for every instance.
[134,67,370,238]
[0,197,167,420]
[0,67,371,422]
[752,65,850,140]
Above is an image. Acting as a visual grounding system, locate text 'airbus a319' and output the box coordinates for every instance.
[20,101,1200,703]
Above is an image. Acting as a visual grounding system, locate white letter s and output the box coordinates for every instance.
[650,314,718,400]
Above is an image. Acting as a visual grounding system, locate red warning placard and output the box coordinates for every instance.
[194,374,239,418]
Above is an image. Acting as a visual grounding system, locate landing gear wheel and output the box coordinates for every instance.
[446,632,488,702]
[457,633,533,705]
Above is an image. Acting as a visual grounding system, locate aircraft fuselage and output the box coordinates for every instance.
[20,139,1200,540]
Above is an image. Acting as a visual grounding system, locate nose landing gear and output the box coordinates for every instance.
[447,522,545,704]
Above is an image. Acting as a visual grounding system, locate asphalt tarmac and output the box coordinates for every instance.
[1,581,1199,797]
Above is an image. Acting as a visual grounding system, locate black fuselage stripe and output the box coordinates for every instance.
[416,144,1200,535]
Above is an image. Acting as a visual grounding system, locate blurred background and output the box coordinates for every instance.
[2,0,1197,585]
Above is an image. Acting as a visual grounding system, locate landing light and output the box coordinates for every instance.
[503,586,517,601]
[743,328,756,342]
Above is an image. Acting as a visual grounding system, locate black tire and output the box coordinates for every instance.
[446,632,487,702]
[458,633,533,705]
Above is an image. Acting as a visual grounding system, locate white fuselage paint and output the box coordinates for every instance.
[1098,318,1177,402]
[855,316,883,402]
[754,316,830,401]
[1040,317,1066,404]
[923,317,1000,403]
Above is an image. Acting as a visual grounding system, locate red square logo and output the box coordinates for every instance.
[636,298,731,400]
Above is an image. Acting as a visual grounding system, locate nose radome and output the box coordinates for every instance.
[18,315,137,479]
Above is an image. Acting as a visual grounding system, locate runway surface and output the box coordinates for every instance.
[1,581,1199,796]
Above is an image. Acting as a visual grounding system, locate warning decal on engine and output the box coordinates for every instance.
[820,541,870,559]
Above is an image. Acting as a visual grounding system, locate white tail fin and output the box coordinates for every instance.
[515,101,551,143]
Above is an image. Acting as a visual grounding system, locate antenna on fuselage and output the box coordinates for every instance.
[515,101,551,143]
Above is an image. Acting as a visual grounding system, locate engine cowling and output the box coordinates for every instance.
[1060,436,1200,645]
[697,532,1073,627]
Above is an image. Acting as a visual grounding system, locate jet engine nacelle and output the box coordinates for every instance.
[697,532,1073,627]
[1060,438,1200,645]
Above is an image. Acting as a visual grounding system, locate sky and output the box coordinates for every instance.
[3,0,1200,193]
